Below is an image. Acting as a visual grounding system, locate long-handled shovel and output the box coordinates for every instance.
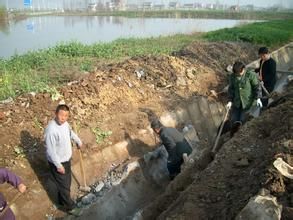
[73,122,91,193]
[212,107,230,154]
[0,192,22,218]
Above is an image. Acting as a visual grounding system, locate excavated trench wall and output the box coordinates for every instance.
[64,97,226,220]
[66,43,293,220]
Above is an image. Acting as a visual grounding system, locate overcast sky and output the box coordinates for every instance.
[0,0,292,9]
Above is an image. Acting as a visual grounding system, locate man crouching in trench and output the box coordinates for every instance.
[147,119,192,180]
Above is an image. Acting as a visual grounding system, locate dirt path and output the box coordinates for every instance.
[0,42,258,219]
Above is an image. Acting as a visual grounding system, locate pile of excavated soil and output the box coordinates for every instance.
[142,82,293,220]
[0,41,259,219]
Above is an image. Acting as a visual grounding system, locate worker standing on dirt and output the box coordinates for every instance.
[227,61,262,137]
[0,168,26,220]
[150,120,192,180]
[44,104,82,215]
[255,47,277,107]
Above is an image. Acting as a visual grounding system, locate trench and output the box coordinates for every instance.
[64,43,293,220]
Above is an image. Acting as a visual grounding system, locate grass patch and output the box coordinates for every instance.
[204,20,293,47]
[0,5,6,19]
[92,127,112,144]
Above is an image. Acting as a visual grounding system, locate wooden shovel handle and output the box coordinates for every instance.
[212,108,230,153]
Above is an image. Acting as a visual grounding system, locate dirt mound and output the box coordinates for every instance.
[142,82,293,220]
[0,41,259,219]
[177,41,258,71]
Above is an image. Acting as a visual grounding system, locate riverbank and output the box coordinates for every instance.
[0,19,293,100]
[14,9,293,20]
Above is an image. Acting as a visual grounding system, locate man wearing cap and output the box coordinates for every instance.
[150,120,192,180]
[255,47,277,107]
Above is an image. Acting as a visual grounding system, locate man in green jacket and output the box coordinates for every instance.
[227,61,262,136]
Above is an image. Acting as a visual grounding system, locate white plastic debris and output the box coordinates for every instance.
[95,181,105,193]
[273,157,293,179]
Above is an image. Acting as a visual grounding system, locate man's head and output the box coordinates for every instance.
[55,104,70,125]
[232,61,246,76]
[151,119,163,134]
[258,47,270,61]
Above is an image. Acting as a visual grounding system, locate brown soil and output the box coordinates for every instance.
[142,82,293,220]
[0,41,272,219]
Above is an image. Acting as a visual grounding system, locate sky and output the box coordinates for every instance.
[0,0,292,9]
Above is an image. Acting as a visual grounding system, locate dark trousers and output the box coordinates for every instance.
[48,161,74,210]
[231,106,246,124]
[167,159,183,180]
[0,193,15,220]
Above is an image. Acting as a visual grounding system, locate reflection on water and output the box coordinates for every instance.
[0,16,260,58]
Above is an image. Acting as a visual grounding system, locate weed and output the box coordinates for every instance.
[92,128,112,144]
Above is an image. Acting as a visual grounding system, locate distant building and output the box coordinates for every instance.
[183,3,194,9]
[169,2,179,9]
[88,3,97,11]
[126,4,139,10]
[205,3,214,10]
[106,1,115,10]
[194,3,204,9]
[142,2,153,10]
[153,4,165,10]
[230,5,240,11]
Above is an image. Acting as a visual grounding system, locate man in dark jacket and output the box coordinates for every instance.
[150,120,192,180]
[227,61,262,136]
[255,47,277,107]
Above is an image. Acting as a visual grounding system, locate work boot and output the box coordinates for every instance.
[230,121,242,137]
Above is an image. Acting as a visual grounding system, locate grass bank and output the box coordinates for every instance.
[0,19,293,100]
[0,6,7,19]
[58,10,293,20]
[204,19,293,46]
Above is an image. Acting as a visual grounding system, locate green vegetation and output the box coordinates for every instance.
[0,19,292,100]
[60,10,293,20]
[204,20,293,46]
[92,127,112,144]
[0,5,6,19]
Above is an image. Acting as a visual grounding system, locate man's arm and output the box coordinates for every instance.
[160,132,176,150]
[250,72,262,100]
[45,132,62,169]
[264,59,277,87]
[0,168,26,193]
[227,75,235,102]
[255,60,262,73]
[69,126,82,147]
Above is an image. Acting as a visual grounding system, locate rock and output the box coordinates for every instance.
[0,111,5,120]
[234,158,250,167]
[0,97,13,104]
[128,82,133,88]
[186,69,195,79]
[135,69,145,80]
[176,77,187,87]
[236,194,282,220]
[95,181,105,193]
[29,92,36,97]
[81,193,96,205]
